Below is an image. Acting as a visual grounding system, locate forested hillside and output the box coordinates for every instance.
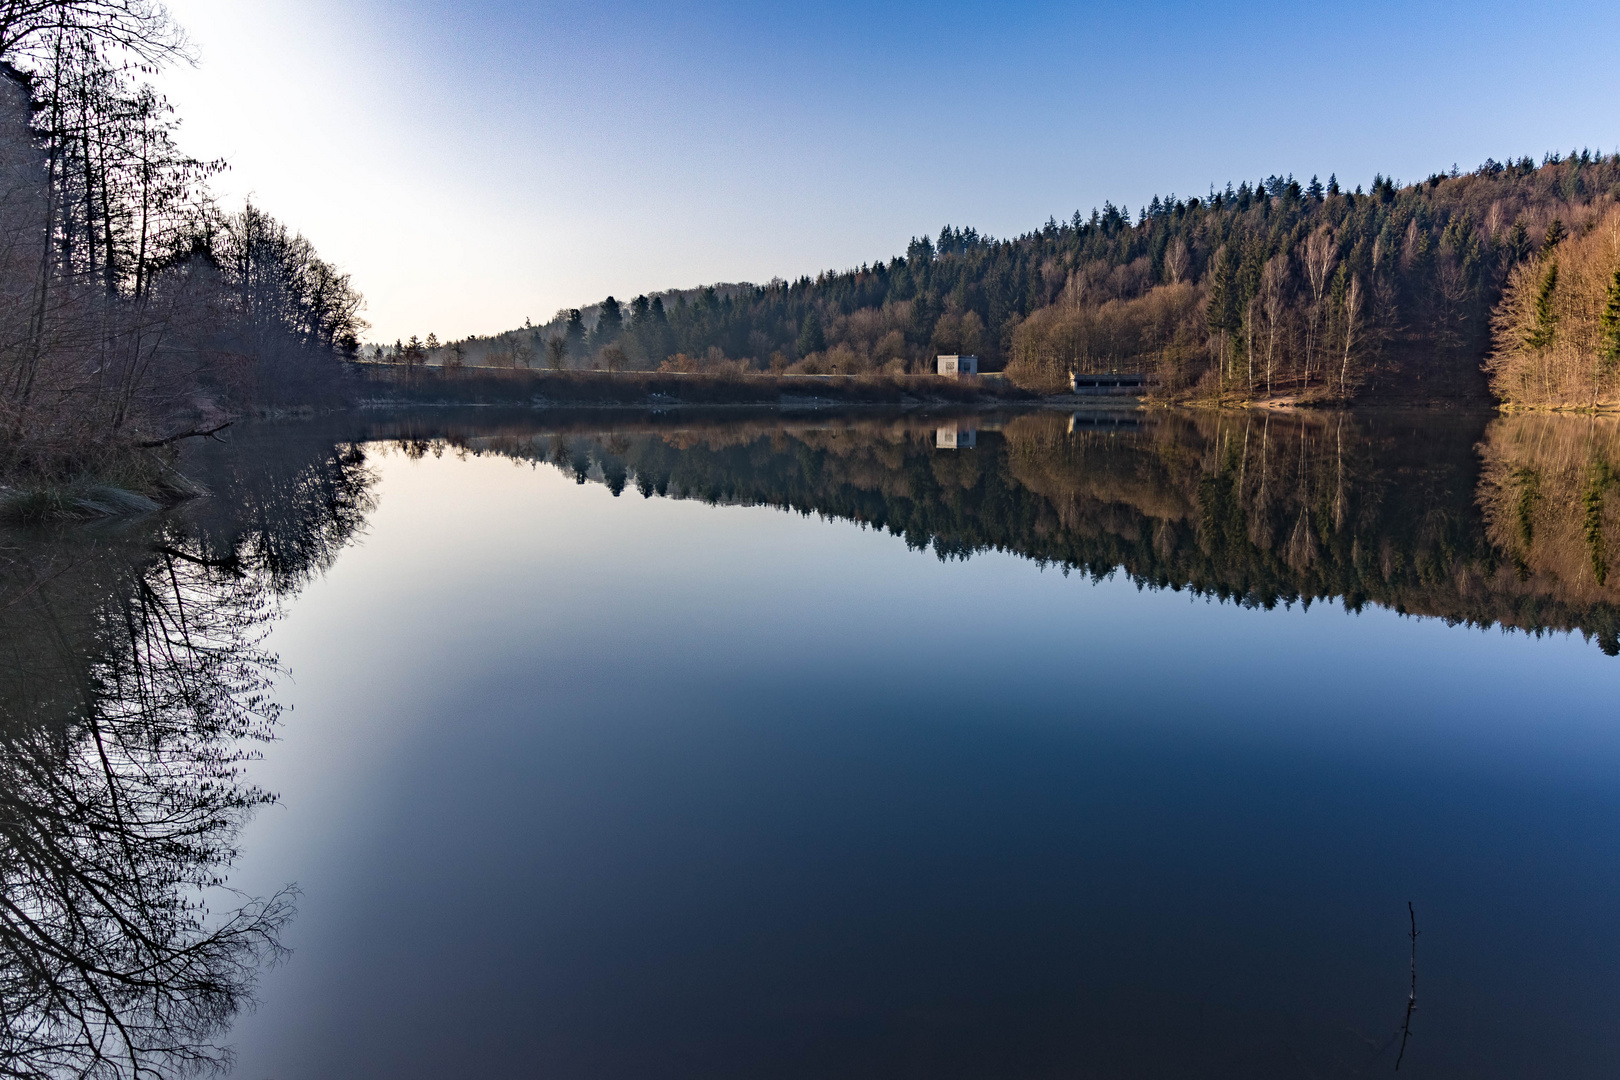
[439,157,1620,406]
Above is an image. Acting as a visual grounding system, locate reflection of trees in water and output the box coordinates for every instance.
[0,435,376,1077]
[1479,416,1620,587]
[397,408,1620,653]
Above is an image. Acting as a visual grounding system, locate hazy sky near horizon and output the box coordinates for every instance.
[157,0,1619,342]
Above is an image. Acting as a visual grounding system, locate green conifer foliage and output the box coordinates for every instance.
[565,309,586,357]
[593,296,623,347]
[1541,219,1567,257]
[1599,267,1620,376]
[1583,461,1614,585]
[796,311,825,356]
[1526,263,1559,349]
[1505,219,1531,264]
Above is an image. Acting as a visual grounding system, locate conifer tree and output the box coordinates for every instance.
[1541,219,1566,257]
[1599,267,1620,376]
[1526,263,1559,349]
[1205,247,1238,377]
[796,311,825,356]
[1505,219,1531,263]
[565,309,586,356]
[593,296,623,347]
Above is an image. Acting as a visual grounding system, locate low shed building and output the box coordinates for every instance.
[936,354,979,376]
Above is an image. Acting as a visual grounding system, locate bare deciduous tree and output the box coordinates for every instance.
[1340,273,1363,398]
[1303,226,1336,393]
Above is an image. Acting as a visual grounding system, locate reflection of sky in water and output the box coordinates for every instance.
[225,447,1620,1079]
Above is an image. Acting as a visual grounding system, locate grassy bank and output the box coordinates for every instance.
[353,365,1038,407]
[0,450,206,522]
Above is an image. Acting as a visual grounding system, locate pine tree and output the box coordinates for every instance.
[1205,247,1238,376]
[1599,267,1620,376]
[565,309,586,356]
[1505,219,1531,263]
[796,311,825,356]
[1526,262,1559,349]
[593,296,623,347]
[1541,219,1566,258]
[647,297,674,364]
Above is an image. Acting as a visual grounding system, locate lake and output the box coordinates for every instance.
[3,407,1618,1079]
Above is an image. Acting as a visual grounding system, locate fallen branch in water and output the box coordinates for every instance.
[136,421,232,448]
[1395,901,1419,1070]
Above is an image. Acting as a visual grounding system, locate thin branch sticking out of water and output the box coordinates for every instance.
[1395,901,1419,1071]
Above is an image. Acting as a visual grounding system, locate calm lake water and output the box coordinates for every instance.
[4,407,1619,1078]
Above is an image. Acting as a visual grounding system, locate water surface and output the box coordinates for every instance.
[5,408,1618,1078]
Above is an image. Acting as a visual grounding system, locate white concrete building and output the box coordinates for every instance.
[935,425,977,449]
[936,354,979,376]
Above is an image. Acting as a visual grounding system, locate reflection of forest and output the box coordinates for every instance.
[3,408,1614,1072]
[0,425,375,1078]
[385,407,1620,655]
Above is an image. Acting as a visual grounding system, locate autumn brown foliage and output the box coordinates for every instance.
[1486,208,1620,408]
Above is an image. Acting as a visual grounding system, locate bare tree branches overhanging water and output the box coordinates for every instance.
[0,426,377,1078]
[0,3,363,503]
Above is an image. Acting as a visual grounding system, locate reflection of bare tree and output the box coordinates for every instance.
[0,431,376,1078]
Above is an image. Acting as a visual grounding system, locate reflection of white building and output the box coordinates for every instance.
[936,425,977,449]
[936,354,979,376]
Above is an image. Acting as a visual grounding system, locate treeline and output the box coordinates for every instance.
[0,1,364,498]
[424,157,1620,405]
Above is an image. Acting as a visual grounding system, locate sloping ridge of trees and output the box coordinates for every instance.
[0,0,365,515]
[445,158,1620,409]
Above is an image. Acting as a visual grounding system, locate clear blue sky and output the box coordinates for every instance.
[159,0,1620,342]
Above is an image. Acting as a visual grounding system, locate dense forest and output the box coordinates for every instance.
[0,0,364,510]
[429,158,1620,407]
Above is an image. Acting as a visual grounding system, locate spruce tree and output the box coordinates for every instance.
[1541,219,1566,257]
[1599,267,1620,375]
[1526,263,1559,349]
[593,296,623,347]
[1506,219,1531,263]
[1205,247,1238,374]
[796,311,825,356]
[565,309,586,356]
